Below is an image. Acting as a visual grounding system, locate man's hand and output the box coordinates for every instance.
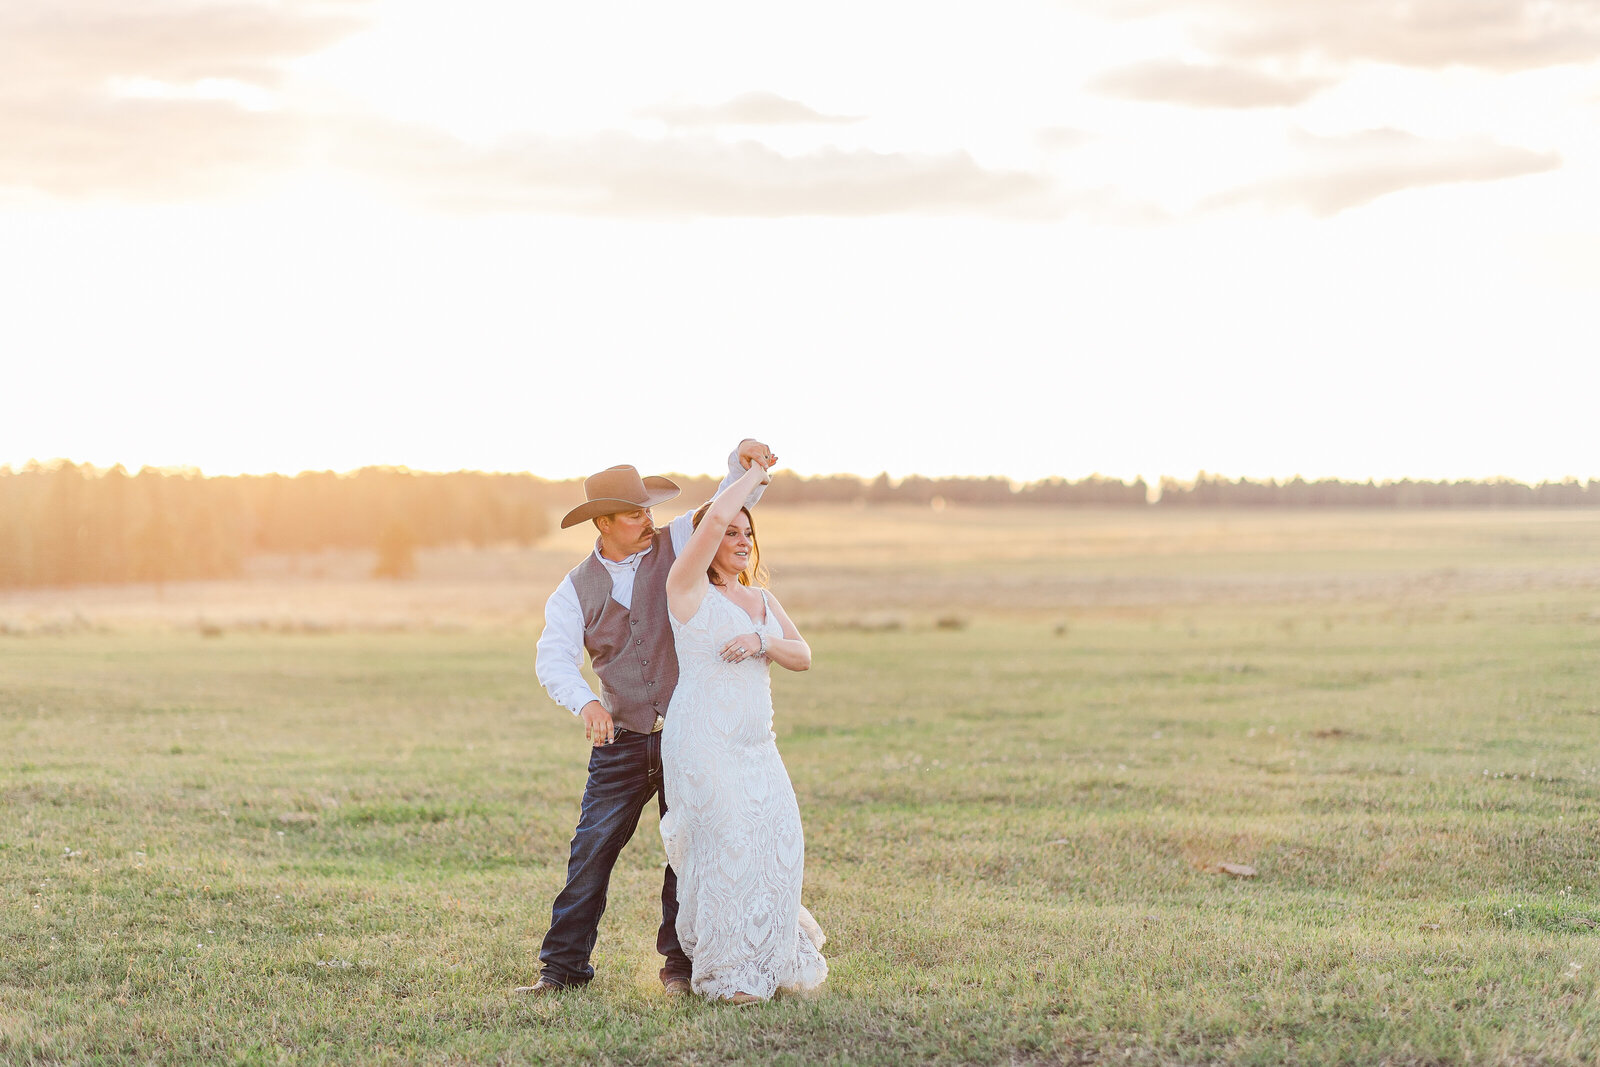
[580,701,615,747]
[738,439,778,472]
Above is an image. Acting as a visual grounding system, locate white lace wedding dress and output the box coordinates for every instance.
[660,585,827,1001]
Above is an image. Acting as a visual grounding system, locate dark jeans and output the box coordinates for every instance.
[538,728,690,986]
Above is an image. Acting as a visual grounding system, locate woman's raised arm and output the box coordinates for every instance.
[666,460,769,622]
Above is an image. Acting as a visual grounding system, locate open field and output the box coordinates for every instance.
[4,509,1600,1064]
[5,507,1600,633]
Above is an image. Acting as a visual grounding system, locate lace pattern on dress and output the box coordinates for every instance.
[660,585,827,1000]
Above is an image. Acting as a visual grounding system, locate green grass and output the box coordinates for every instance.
[4,537,1600,1062]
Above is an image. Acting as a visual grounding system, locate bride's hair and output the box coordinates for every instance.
[690,503,768,588]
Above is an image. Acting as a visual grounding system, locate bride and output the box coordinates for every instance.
[660,459,827,1003]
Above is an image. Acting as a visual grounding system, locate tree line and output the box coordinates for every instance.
[1,461,1596,587]
[1153,472,1600,509]
[0,462,555,588]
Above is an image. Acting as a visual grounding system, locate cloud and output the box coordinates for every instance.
[1100,0,1600,72]
[0,0,369,90]
[1090,59,1333,108]
[1204,128,1561,216]
[642,92,862,128]
[0,96,303,200]
[0,0,369,199]
[0,3,1054,218]
[330,122,1055,218]
[1036,126,1095,152]
[0,2,1069,219]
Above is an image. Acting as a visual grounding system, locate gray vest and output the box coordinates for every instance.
[570,531,681,734]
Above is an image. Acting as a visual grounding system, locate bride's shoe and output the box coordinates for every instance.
[726,991,762,1005]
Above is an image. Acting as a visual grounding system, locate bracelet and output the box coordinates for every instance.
[757,632,767,656]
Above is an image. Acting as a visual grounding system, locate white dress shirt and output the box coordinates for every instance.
[536,450,767,716]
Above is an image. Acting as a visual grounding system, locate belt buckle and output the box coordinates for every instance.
[651,714,665,733]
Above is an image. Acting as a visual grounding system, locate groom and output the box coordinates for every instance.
[519,438,776,996]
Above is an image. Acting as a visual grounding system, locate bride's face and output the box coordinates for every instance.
[712,513,755,580]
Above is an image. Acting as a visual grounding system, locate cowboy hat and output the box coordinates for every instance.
[559,465,681,529]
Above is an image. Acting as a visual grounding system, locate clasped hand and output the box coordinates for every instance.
[720,632,764,663]
[738,440,777,482]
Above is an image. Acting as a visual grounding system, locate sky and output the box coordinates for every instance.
[2,0,1597,484]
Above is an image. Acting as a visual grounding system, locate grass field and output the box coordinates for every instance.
[4,508,1600,1065]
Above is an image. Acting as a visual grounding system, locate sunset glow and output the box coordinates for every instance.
[3,0,1596,482]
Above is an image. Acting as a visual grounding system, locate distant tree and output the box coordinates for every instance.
[508,497,553,546]
[36,461,92,584]
[774,473,865,504]
[0,481,23,586]
[373,519,418,579]
[897,474,936,506]
[867,472,893,504]
[91,464,133,583]
[131,470,177,584]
